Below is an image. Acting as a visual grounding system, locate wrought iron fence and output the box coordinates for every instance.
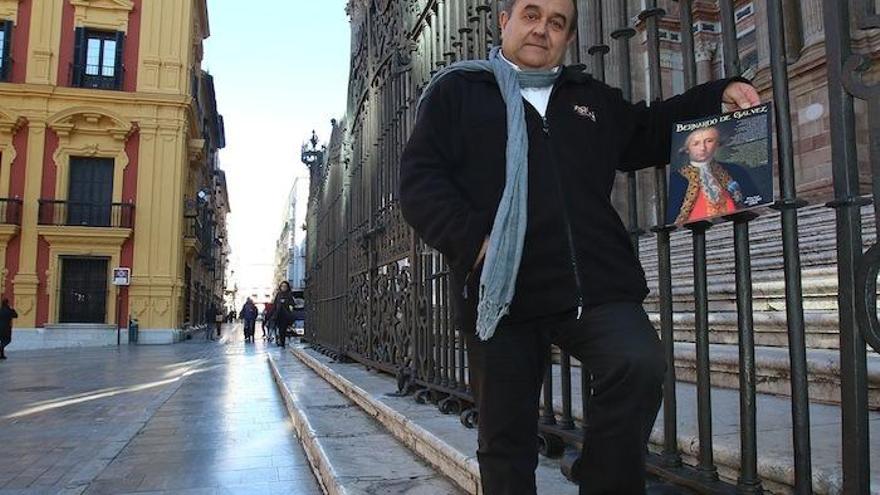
[38,200,134,228]
[304,1,879,492]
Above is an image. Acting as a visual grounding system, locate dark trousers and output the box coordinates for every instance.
[277,319,290,347]
[465,302,665,495]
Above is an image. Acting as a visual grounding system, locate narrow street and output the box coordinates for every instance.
[0,325,321,494]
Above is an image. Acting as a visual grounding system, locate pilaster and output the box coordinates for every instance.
[129,120,186,330]
[136,0,192,94]
[12,120,46,327]
[25,0,63,85]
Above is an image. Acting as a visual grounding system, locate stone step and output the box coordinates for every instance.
[637,204,875,270]
[553,341,880,409]
[638,204,876,280]
[268,347,465,495]
[670,342,880,409]
[286,344,579,495]
[554,341,880,409]
[290,343,880,494]
[547,360,880,494]
[9,325,130,350]
[646,310,840,349]
[634,204,879,351]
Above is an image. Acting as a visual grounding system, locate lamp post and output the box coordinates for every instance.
[301,129,326,170]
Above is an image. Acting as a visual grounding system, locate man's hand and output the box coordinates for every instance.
[722,82,761,112]
[473,237,489,270]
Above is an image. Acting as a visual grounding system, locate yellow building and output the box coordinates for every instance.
[0,0,229,348]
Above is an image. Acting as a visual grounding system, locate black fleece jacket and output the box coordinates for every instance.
[399,65,742,328]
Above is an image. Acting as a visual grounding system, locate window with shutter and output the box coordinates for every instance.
[68,157,114,226]
[0,20,12,82]
[73,29,125,90]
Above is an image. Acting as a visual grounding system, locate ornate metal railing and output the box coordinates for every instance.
[70,63,124,91]
[304,1,878,492]
[38,200,134,228]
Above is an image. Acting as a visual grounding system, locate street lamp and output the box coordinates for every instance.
[301,130,326,170]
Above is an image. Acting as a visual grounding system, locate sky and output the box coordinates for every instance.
[203,1,351,295]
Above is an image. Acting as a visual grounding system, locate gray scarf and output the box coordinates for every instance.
[417,47,561,341]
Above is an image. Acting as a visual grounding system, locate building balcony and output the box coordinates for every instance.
[38,200,134,229]
[0,198,23,226]
[184,216,204,257]
[70,63,124,91]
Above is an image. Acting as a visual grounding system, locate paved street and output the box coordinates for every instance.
[0,325,321,495]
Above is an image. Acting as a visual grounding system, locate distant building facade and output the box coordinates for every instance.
[274,176,309,295]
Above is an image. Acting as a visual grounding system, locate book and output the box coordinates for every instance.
[666,103,774,226]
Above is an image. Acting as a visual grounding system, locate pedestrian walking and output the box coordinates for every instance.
[262,302,275,341]
[0,298,18,359]
[240,298,258,343]
[399,1,759,493]
[206,304,221,340]
[214,310,223,337]
[271,282,295,348]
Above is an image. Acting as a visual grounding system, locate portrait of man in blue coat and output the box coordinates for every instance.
[667,125,765,225]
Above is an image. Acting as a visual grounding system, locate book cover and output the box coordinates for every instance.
[666,103,774,226]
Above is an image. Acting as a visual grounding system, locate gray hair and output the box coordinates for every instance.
[501,0,579,32]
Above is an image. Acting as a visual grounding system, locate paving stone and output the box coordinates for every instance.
[0,325,322,494]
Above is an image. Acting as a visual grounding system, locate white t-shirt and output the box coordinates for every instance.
[500,51,559,118]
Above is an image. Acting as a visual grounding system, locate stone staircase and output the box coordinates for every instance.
[636,203,880,409]
[278,343,880,494]
[271,206,880,493]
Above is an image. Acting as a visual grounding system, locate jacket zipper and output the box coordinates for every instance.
[541,114,585,320]
[462,72,585,319]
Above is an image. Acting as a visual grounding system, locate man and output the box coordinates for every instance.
[0,298,17,359]
[205,304,217,341]
[399,1,759,494]
[668,126,761,225]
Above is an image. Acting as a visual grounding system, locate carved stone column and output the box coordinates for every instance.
[695,40,715,84]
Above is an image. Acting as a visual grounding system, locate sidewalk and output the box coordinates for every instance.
[269,343,464,494]
[0,324,321,494]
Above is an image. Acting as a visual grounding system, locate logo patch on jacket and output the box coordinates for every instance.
[573,105,597,122]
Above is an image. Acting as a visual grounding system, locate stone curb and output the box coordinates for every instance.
[267,352,335,495]
[288,345,483,495]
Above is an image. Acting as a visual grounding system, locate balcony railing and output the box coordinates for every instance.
[38,200,134,228]
[0,198,22,226]
[70,63,124,90]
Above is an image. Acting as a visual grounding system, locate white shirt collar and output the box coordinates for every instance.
[689,160,712,169]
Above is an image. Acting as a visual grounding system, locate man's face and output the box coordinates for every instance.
[686,128,721,162]
[500,0,576,70]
